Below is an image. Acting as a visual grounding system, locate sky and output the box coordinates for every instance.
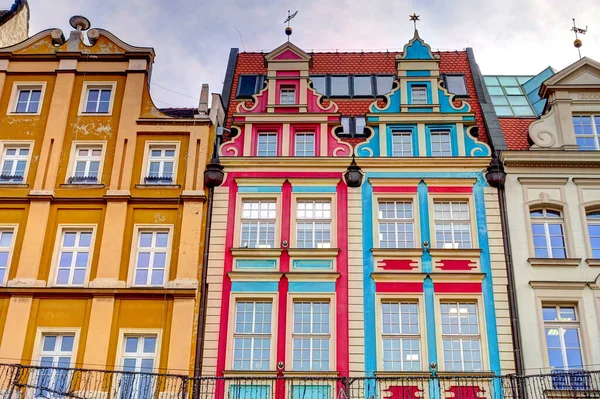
[15,0,600,108]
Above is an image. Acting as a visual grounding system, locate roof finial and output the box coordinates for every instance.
[571,18,588,60]
[409,13,420,31]
[284,10,298,41]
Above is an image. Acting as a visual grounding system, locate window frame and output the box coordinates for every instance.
[140,141,180,185]
[375,75,395,96]
[329,75,351,97]
[49,224,97,287]
[391,130,415,157]
[430,196,477,249]
[429,130,453,157]
[293,131,316,157]
[237,197,279,249]
[66,141,106,185]
[338,116,367,137]
[236,74,266,99]
[78,82,117,116]
[291,193,337,250]
[573,115,600,151]
[409,84,429,105]
[256,132,278,157]
[309,75,328,96]
[8,82,47,115]
[442,74,469,98]
[294,199,333,249]
[541,304,585,371]
[0,224,18,286]
[529,207,567,259]
[379,299,423,372]
[0,141,33,184]
[128,225,174,288]
[279,85,297,105]
[352,75,374,97]
[376,199,416,249]
[585,209,600,259]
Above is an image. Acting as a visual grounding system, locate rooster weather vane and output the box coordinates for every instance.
[284,10,298,40]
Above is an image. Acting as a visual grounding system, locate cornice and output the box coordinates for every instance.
[529,281,588,290]
[501,151,600,168]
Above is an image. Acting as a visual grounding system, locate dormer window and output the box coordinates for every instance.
[411,85,428,105]
[340,116,366,137]
[330,76,350,97]
[573,115,600,151]
[280,86,296,105]
[443,74,468,97]
[353,76,373,96]
[237,75,265,99]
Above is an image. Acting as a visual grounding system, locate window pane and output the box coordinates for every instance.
[330,76,349,96]
[498,76,519,86]
[411,86,428,104]
[238,75,259,97]
[353,76,372,96]
[310,76,326,95]
[446,75,468,96]
[376,75,394,96]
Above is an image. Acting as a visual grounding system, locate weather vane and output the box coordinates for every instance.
[409,13,420,31]
[284,10,298,41]
[571,18,588,59]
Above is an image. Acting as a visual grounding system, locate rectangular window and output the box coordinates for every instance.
[0,229,14,285]
[543,305,583,371]
[36,333,75,398]
[15,88,41,113]
[330,76,349,96]
[573,115,600,151]
[310,76,327,96]
[295,133,315,157]
[530,209,566,258]
[378,201,414,248]
[382,302,421,371]
[293,301,330,371]
[237,75,264,98]
[133,229,169,287]
[55,229,93,286]
[241,200,276,248]
[441,302,482,372]
[257,133,277,157]
[84,88,111,113]
[444,75,468,96]
[145,145,176,184]
[0,145,29,183]
[69,145,102,184]
[434,201,472,249]
[430,131,452,157]
[411,85,428,105]
[587,211,600,258]
[296,200,331,249]
[280,86,296,105]
[376,75,394,96]
[233,301,272,370]
[353,76,373,96]
[120,335,157,399]
[391,131,413,157]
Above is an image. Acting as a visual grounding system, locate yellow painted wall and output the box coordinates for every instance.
[0,204,29,281]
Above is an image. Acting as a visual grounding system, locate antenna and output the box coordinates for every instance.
[284,10,298,41]
[571,18,588,59]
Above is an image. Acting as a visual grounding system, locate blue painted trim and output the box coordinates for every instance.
[288,281,336,293]
[408,107,433,113]
[418,181,432,273]
[292,186,337,193]
[424,276,438,372]
[229,385,270,398]
[292,259,333,270]
[407,70,431,77]
[237,186,281,193]
[356,125,381,157]
[425,124,459,157]
[235,259,277,269]
[367,172,480,179]
[404,36,434,60]
[462,116,475,121]
[361,180,377,375]
[231,281,279,292]
[464,125,491,157]
[367,116,380,122]
[438,88,469,113]
[386,124,418,157]
[291,385,331,399]
[407,81,432,106]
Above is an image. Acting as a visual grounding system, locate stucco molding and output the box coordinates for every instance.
[528,281,588,290]
[585,259,600,267]
[167,278,198,289]
[227,271,283,281]
[529,106,560,149]
[517,177,569,185]
[88,278,126,288]
[284,272,340,282]
[370,272,427,282]
[230,248,284,258]
[573,178,600,186]
[6,278,45,287]
[527,258,582,267]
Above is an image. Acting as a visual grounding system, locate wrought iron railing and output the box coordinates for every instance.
[0,363,599,398]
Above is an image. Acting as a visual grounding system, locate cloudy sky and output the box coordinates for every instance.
[16,0,600,108]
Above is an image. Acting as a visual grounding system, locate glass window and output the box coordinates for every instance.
[355,116,366,136]
[530,208,566,258]
[120,335,157,399]
[0,229,13,285]
[296,200,331,248]
[378,201,414,248]
[353,76,372,96]
[483,76,499,86]
[543,305,583,371]
[233,301,272,370]
[434,202,472,249]
[280,86,296,105]
[15,88,41,113]
[573,115,600,151]
[391,131,413,157]
[495,106,513,116]
[441,302,482,372]
[310,76,327,95]
[241,200,276,248]
[430,131,452,157]
[330,76,349,96]
[487,87,503,96]
[257,133,277,157]
[293,302,330,371]
[411,85,428,105]
[513,106,535,116]
[382,302,420,371]
[145,145,176,184]
[0,145,29,183]
[491,95,509,106]
[55,230,93,286]
[376,75,394,96]
[69,146,102,184]
[237,75,263,98]
[133,229,170,286]
[498,76,519,86]
[587,211,600,258]
[445,75,468,96]
[508,96,529,106]
[295,133,315,157]
[36,334,75,398]
[84,88,111,113]
[504,86,523,95]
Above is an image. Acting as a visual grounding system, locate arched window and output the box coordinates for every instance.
[530,208,566,258]
[587,210,600,258]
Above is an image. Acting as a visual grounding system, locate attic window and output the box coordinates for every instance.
[237,75,265,98]
[443,74,468,97]
[339,116,367,137]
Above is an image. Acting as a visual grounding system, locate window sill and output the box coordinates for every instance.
[585,258,600,267]
[7,112,41,116]
[528,258,582,267]
[371,248,423,258]
[0,183,28,188]
[134,184,181,189]
[282,371,339,377]
[287,248,340,258]
[60,183,105,189]
[543,389,600,398]
[230,248,284,258]
[222,370,279,377]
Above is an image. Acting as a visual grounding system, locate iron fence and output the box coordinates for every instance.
[0,363,599,398]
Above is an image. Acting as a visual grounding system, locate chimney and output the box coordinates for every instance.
[198,84,209,116]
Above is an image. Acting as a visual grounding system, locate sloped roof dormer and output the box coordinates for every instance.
[539,57,600,98]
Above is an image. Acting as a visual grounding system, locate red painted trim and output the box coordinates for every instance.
[373,186,418,193]
[223,172,342,187]
[434,282,482,293]
[336,180,349,376]
[276,180,292,378]
[274,50,302,61]
[276,70,301,76]
[327,116,339,122]
[428,186,473,193]
[435,259,477,271]
[274,107,299,113]
[275,79,299,105]
[377,259,419,270]
[375,282,423,293]
[289,124,321,157]
[250,124,283,156]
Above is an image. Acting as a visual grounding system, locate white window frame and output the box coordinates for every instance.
[430,131,452,157]
[7,82,46,115]
[530,208,567,259]
[295,200,332,249]
[433,201,472,249]
[66,141,106,184]
[0,225,17,286]
[128,225,173,288]
[380,301,422,372]
[0,141,33,184]
[440,301,483,372]
[377,200,415,248]
[78,82,117,116]
[411,85,428,105]
[232,300,274,371]
[391,131,413,157]
[294,132,315,157]
[240,200,277,248]
[50,225,96,287]
[256,133,278,157]
[291,300,332,372]
[280,86,296,105]
[542,304,584,371]
[573,115,600,151]
[586,210,600,258]
[140,141,180,185]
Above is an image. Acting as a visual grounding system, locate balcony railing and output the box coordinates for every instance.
[0,363,599,399]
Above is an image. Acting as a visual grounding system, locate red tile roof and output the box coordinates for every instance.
[227,50,488,143]
[498,118,536,150]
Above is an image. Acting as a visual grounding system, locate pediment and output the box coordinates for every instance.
[544,57,600,86]
[265,41,311,63]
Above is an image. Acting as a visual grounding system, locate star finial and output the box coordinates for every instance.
[409,13,420,30]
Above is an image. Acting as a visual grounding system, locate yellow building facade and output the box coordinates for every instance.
[0,17,223,377]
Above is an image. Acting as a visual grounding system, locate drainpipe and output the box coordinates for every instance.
[486,154,525,379]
